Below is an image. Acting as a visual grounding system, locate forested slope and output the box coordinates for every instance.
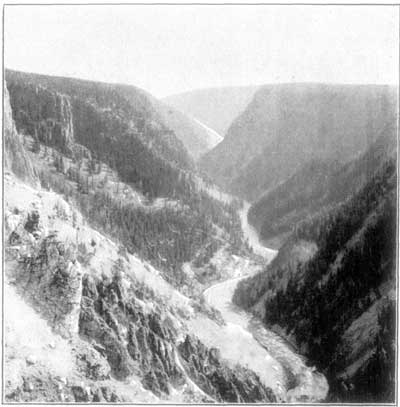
[248,133,396,245]
[234,154,397,402]
[6,69,195,199]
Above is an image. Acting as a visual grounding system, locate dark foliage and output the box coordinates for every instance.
[260,158,396,402]
[75,189,243,285]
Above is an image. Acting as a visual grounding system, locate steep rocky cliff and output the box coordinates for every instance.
[4,85,38,186]
[200,83,397,201]
[7,79,75,154]
[79,272,184,391]
[11,233,82,338]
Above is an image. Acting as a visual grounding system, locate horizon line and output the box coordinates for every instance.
[4,66,399,100]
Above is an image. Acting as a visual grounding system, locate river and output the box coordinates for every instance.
[202,202,329,402]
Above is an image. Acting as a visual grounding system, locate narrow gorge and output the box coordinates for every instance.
[3,9,398,402]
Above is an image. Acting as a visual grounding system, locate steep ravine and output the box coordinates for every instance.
[203,204,329,402]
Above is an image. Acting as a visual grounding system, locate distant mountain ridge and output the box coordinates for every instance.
[163,85,259,137]
[153,100,222,160]
[199,83,397,201]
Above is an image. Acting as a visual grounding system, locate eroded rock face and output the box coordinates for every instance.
[79,274,184,395]
[72,339,111,381]
[7,81,75,155]
[4,85,38,186]
[14,233,82,338]
[178,335,277,403]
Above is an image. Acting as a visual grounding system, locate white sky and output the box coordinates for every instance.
[4,5,399,97]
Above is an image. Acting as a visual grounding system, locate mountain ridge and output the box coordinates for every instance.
[200,82,397,201]
[163,85,259,137]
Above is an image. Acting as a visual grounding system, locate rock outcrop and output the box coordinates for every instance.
[12,232,82,338]
[6,80,75,154]
[79,273,184,395]
[178,335,276,403]
[4,85,38,186]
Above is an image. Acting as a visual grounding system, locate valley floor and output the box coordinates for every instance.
[199,205,329,402]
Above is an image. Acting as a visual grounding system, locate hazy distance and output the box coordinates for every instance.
[5,5,399,98]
